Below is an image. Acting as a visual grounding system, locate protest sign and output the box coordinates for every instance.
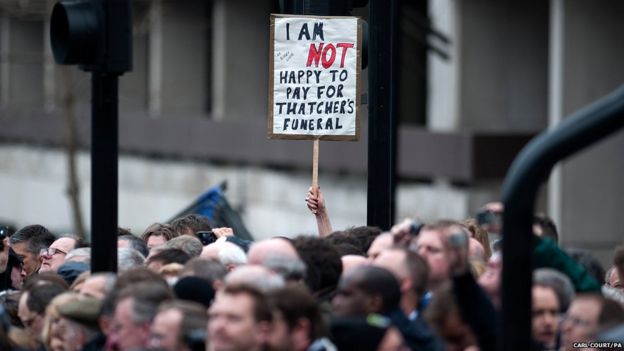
[268,14,362,141]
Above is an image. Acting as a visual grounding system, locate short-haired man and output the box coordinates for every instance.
[149,300,208,351]
[267,286,333,351]
[560,294,624,351]
[374,247,429,320]
[39,235,81,274]
[207,285,273,351]
[106,281,174,351]
[10,224,55,277]
[531,284,560,350]
[170,214,213,236]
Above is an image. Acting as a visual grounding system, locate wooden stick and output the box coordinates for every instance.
[312,139,319,188]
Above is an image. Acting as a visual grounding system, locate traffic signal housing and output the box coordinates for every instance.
[50,0,132,73]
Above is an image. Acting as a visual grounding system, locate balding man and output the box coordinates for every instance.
[374,247,428,320]
[40,236,81,274]
[247,238,299,265]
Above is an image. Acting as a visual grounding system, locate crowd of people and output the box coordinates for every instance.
[0,186,622,351]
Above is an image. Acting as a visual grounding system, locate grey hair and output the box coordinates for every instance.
[164,236,203,258]
[262,253,307,281]
[533,268,575,311]
[118,247,146,273]
[65,247,92,264]
[225,266,286,293]
[87,272,117,296]
[217,243,248,267]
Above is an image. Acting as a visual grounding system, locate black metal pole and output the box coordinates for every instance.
[91,72,119,273]
[367,0,398,230]
[501,84,624,351]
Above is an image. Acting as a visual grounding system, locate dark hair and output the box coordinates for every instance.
[222,284,273,323]
[141,223,179,243]
[118,234,149,258]
[10,225,55,254]
[327,226,382,254]
[147,248,191,266]
[403,248,429,297]
[533,213,559,244]
[170,214,213,236]
[348,266,401,313]
[293,236,342,298]
[567,249,605,285]
[343,226,383,253]
[268,286,326,340]
[26,283,67,314]
[158,300,208,345]
[118,227,133,236]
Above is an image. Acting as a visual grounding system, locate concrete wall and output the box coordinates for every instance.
[550,0,624,267]
[0,144,490,239]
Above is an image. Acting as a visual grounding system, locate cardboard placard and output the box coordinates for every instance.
[268,14,362,141]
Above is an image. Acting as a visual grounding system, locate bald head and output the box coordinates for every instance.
[247,238,299,265]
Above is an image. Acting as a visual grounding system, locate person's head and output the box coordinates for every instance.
[425,283,478,351]
[39,236,80,274]
[149,300,208,351]
[64,247,91,264]
[292,236,342,299]
[79,272,117,300]
[207,284,273,351]
[164,235,203,258]
[225,265,285,293]
[533,213,559,244]
[373,247,428,315]
[463,218,491,260]
[202,241,248,271]
[180,258,227,286]
[146,248,191,272]
[118,234,149,258]
[605,266,623,292]
[330,315,408,351]
[412,220,467,289]
[10,224,56,277]
[266,286,326,351]
[41,292,82,351]
[567,249,605,285]
[18,282,67,342]
[533,268,575,312]
[170,214,213,236]
[107,281,174,351]
[0,226,11,276]
[142,223,180,251]
[247,238,299,265]
[531,284,560,350]
[478,252,502,308]
[366,233,393,260]
[332,265,401,317]
[560,294,624,351]
[118,247,146,272]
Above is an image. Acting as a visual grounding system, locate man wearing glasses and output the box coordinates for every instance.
[39,235,81,274]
